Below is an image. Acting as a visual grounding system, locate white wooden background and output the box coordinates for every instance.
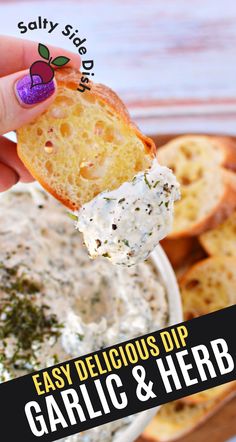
[1,0,236,133]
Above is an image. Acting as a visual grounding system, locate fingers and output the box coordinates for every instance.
[0,136,33,183]
[0,35,81,76]
[0,136,34,193]
[0,69,57,135]
[0,161,19,192]
[0,35,81,191]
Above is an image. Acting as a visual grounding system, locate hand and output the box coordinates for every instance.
[0,35,81,191]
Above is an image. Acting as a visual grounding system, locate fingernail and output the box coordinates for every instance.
[15,74,55,105]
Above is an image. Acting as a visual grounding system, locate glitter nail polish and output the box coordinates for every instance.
[15,74,55,105]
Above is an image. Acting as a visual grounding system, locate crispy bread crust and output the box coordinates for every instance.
[179,255,236,404]
[198,209,236,257]
[158,135,236,170]
[198,235,215,256]
[210,136,236,170]
[179,255,236,289]
[168,169,236,239]
[181,382,236,405]
[157,135,236,239]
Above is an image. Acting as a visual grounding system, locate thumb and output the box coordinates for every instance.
[0,70,56,135]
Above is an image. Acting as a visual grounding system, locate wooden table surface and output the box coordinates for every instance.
[0,1,235,440]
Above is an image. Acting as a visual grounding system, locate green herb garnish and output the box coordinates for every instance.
[0,265,63,370]
[67,212,79,222]
[144,173,151,189]
[0,292,62,369]
[122,239,130,247]
[102,253,111,258]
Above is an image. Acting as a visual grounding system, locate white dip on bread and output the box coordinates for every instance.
[76,159,180,266]
[0,189,168,442]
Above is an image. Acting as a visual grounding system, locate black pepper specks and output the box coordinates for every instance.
[163,183,171,193]
[95,239,101,248]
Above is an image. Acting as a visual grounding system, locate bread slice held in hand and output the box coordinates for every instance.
[17,68,156,211]
[17,68,181,266]
[158,135,236,238]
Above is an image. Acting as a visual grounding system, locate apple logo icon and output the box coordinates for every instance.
[30,43,70,87]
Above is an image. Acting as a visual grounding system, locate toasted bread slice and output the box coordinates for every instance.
[169,169,236,238]
[157,135,236,175]
[179,256,236,404]
[181,383,236,404]
[157,136,236,238]
[17,68,156,210]
[180,256,236,319]
[199,209,236,257]
[141,393,235,442]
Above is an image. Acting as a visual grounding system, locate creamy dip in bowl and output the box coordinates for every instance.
[0,183,182,442]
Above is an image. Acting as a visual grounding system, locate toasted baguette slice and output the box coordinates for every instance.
[180,256,236,319]
[168,168,236,238]
[157,135,236,175]
[157,136,236,238]
[181,383,236,404]
[141,393,235,442]
[199,209,236,257]
[17,68,156,210]
[179,256,236,404]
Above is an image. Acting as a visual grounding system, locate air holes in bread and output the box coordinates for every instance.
[60,123,72,137]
